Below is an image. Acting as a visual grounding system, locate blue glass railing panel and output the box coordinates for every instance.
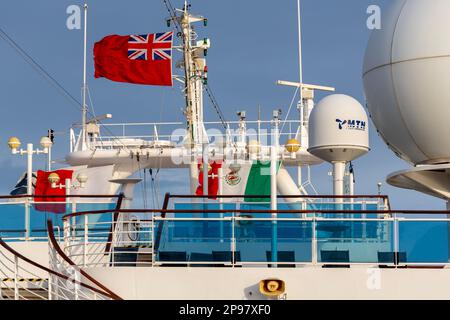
[316,220,394,263]
[398,221,450,263]
[240,203,304,219]
[0,203,26,239]
[173,203,237,218]
[155,220,232,262]
[74,203,116,224]
[235,220,312,263]
[0,202,116,240]
[29,204,69,238]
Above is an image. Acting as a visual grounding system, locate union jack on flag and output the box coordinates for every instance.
[128,32,173,61]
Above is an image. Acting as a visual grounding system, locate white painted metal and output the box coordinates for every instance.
[333,162,345,196]
[387,163,450,200]
[363,0,450,165]
[276,166,303,203]
[202,143,208,196]
[26,143,33,196]
[81,3,88,151]
[86,267,450,300]
[297,0,303,103]
[308,94,369,163]
[270,146,277,211]
[276,80,335,92]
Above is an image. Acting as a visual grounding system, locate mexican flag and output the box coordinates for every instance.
[222,161,280,202]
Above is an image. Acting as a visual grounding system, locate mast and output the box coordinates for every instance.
[297,0,303,105]
[178,2,207,147]
[81,3,88,150]
[175,2,209,194]
[296,0,304,188]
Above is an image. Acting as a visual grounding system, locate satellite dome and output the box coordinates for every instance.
[363,0,450,165]
[308,94,370,163]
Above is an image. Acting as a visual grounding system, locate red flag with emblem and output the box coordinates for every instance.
[196,162,222,199]
[34,170,73,213]
[94,32,173,86]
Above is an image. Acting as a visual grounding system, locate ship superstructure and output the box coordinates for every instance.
[1,0,450,300]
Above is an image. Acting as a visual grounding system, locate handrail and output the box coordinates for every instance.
[168,194,390,199]
[0,194,121,200]
[62,208,450,220]
[168,194,391,210]
[104,193,125,255]
[46,220,123,300]
[0,237,114,299]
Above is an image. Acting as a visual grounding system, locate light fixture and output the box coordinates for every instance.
[76,173,88,188]
[40,136,53,152]
[7,137,21,154]
[48,172,60,189]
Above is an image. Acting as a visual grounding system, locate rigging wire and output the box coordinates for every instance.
[0,27,82,111]
[162,0,182,33]
[279,87,299,138]
[204,84,227,130]
[0,26,132,152]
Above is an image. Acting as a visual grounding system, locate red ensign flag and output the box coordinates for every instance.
[94,32,173,86]
[34,169,74,213]
[196,162,222,199]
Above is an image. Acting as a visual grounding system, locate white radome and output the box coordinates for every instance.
[308,94,370,163]
[363,0,450,165]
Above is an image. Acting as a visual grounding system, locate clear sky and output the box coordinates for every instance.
[0,0,444,209]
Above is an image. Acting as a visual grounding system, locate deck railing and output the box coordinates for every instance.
[0,195,122,242]
[70,120,304,152]
[0,237,117,300]
[58,195,450,269]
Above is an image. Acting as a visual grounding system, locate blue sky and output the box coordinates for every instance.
[0,0,444,209]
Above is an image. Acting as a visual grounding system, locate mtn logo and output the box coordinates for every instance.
[336,119,366,131]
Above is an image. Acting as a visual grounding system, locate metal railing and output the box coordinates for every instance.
[0,237,117,300]
[47,220,123,300]
[70,119,304,152]
[57,197,450,268]
[0,194,122,242]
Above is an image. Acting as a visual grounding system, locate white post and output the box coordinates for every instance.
[14,256,19,300]
[48,274,52,300]
[297,165,302,189]
[202,143,209,197]
[297,0,303,103]
[349,169,355,196]
[26,143,33,196]
[84,215,88,267]
[270,146,278,265]
[65,179,71,199]
[189,162,199,196]
[25,143,33,240]
[270,148,278,211]
[63,218,70,256]
[333,162,346,199]
[47,145,52,171]
[81,3,88,150]
[218,167,223,199]
[65,179,73,237]
[218,167,224,242]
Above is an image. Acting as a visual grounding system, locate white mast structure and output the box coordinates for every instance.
[277,0,335,193]
[174,2,210,195]
[81,3,88,151]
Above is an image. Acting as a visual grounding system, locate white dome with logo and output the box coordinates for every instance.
[363,0,450,165]
[308,94,370,163]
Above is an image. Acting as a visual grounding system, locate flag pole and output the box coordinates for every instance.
[82,3,88,150]
[297,0,303,103]
[297,0,304,189]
